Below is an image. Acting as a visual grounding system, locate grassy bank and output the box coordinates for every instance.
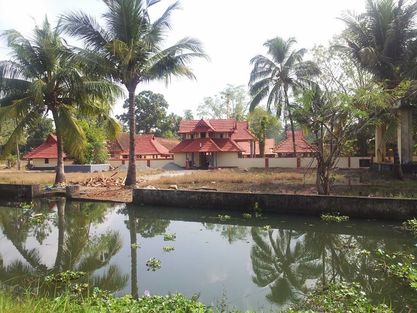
[0,169,161,185]
[0,282,394,313]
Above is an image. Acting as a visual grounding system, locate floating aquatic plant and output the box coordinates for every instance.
[218,214,231,221]
[146,258,161,271]
[242,213,252,219]
[163,246,175,252]
[163,233,176,241]
[321,213,349,223]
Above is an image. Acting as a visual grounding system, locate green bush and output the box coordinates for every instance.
[289,282,392,313]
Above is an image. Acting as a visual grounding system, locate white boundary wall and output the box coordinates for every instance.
[109,154,372,170]
[31,159,73,168]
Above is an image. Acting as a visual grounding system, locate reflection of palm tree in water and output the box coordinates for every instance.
[250,228,319,305]
[124,206,170,298]
[0,199,127,294]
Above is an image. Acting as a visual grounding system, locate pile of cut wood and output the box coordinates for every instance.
[70,173,126,187]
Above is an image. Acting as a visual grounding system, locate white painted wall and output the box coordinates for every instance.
[269,158,298,168]
[174,153,187,167]
[110,154,372,170]
[31,159,73,168]
[216,153,241,167]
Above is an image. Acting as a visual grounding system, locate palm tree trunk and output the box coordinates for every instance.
[51,108,66,184]
[54,198,66,271]
[16,142,21,171]
[128,208,138,299]
[125,87,137,186]
[284,88,297,155]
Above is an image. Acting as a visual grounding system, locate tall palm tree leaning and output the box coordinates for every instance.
[249,37,319,155]
[62,0,207,186]
[0,18,121,184]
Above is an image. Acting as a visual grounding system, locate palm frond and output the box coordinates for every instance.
[60,12,110,49]
[57,105,86,156]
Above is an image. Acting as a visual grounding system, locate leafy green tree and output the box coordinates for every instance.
[25,115,54,151]
[62,0,207,186]
[0,18,120,184]
[249,37,319,154]
[312,43,374,156]
[159,113,182,138]
[70,120,109,164]
[183,109,194,120]
[197,85,248,120]
[117,91,168,134]
[248,107,280,156]
[339,0,417,176]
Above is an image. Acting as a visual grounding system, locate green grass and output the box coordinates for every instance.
[0,291,210,313]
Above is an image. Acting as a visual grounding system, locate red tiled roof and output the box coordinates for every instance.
[170,138,243,153]
[231,121,255,141]
[24,134,66,159]
[155,137,180,151]
[178,119,238,133]
[120,134,171,156]
[274,131,316,154]
[110,133,177,156]
[238,138,276,155]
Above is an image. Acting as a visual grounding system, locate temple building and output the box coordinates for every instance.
[170,119,257,168]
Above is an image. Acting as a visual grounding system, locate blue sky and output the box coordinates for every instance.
[0,0,365,117]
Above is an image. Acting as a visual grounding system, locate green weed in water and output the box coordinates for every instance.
[131,243,140,249]
[242,213,252,219]
[146,258,162,271]
[403,218,417,236]
[218,214,231,221]
[321,213,349,223]
[163,246,175,252]
[163,233,176,241]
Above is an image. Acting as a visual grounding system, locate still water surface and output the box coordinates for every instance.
[0,199,416,312]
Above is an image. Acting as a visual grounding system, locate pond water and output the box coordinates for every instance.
[0,199,416,312]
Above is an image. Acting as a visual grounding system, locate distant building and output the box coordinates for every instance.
[170,119,258,168]
[274,130,316,157]
[24,134,69,169]
[108,133,179,161]
[25,133,179,170]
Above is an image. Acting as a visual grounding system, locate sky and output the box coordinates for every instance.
[0,0,365,117]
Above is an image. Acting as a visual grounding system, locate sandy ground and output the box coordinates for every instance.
[73,170,195,202]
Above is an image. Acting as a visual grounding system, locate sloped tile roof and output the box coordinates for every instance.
[109,133,177,155]
[119,134,171,156]
[24,134,66,159]
[178,119,237,133]
[170,138,243,153]
[238,138,276,155]
[231,121,255,141]
[274,131,316,154]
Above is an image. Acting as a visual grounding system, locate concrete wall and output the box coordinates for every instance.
[174,153,187,167]
[64,164,111,173]
[133,188,417,221]
[0,184,41,201]
[108,152,371,170]
[32,159,73,169]
[217,153,242,167]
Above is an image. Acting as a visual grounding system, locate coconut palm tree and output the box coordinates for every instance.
[339,0,417,177]
[0,18,121,184]
[249,37,319,154]
[62,0,207,186]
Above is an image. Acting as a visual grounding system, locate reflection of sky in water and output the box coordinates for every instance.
[0,201,416,312]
